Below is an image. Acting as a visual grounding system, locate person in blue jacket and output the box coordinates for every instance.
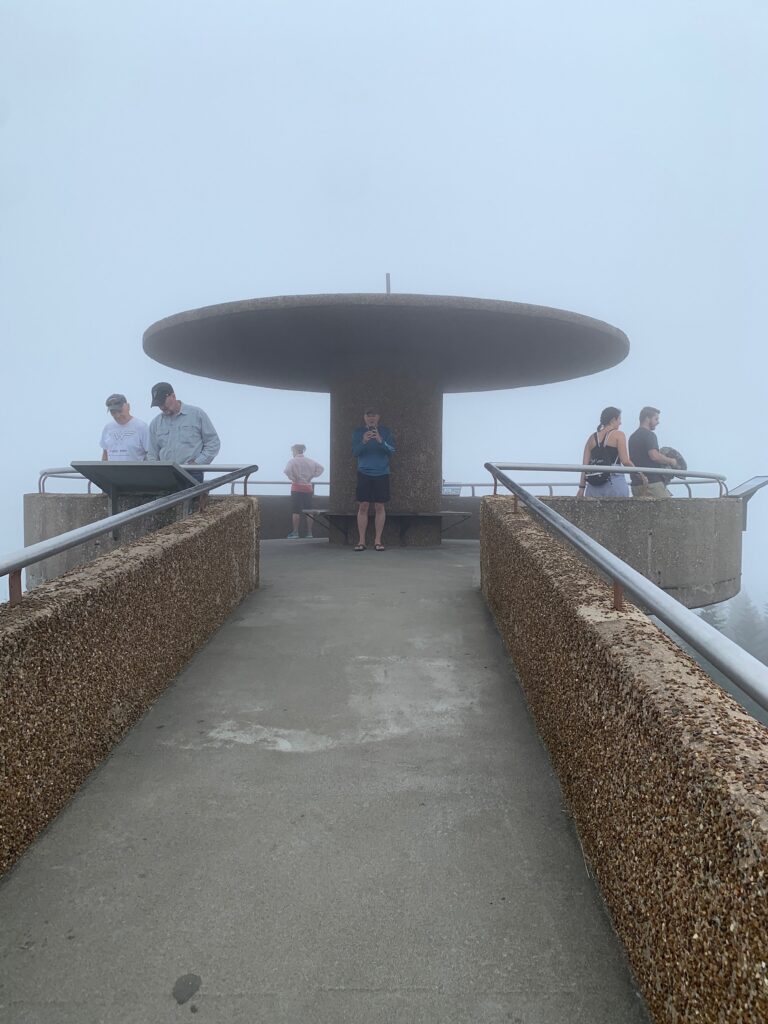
[352,407,396,551]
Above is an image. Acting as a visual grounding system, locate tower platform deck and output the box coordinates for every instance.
[0,540,648,1023]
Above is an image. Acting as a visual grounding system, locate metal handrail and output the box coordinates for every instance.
[443,480,721,497]
[725,476,768,528]
[4,465,258,607]
[38,468,97,493]
[491,463,728,497]
[484,462,768,713]
[228,479,330,494]
[38,468,726,500]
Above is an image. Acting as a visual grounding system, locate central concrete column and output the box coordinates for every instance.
[330,376,443,515]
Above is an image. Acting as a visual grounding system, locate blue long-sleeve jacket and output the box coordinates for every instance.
[352,425,396,476]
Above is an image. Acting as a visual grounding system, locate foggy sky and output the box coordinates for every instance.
[1,1,766,603]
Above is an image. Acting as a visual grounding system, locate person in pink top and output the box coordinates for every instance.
[283,444,324,538]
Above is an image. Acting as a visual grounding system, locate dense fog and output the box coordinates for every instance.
[2,1,766,607]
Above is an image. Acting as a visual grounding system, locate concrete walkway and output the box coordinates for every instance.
[0,540,650,1024]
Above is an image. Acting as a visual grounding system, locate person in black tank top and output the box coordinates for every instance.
[578,406,640,498]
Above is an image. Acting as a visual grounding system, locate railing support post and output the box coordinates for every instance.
[9,569,22,607]
[613,581,624,611]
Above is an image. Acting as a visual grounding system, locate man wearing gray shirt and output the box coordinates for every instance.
[147,382,221,482]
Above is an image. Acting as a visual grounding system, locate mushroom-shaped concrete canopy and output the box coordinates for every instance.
[143,293,628,393]
[143,293,629,541]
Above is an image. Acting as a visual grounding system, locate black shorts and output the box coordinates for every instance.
[291,490,313,513]
[356,472,390,504]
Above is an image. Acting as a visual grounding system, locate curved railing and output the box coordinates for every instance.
[487,462,728,496]
[228,479,329,495]
[484,462,768,714]
[443,479,723,497]
[3,465,258,607]
[38,466,730,499]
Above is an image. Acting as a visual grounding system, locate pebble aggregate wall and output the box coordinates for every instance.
[480,497,768,1024]
[0,498,259,876]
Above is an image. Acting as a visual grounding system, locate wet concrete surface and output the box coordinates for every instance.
[0,540,649,1023]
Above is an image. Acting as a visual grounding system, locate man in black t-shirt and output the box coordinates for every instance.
[628,406,679,497]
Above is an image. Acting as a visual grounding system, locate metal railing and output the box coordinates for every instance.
[38,467,729,499]
[445,478,723,497]
[233,481,505,498]
[725,476,768,528]
[484,462,768,714]
[3,465,258,607]
[228,479,330,495]
[488,463,728,497]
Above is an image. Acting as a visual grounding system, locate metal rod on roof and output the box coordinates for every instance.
[385,273,391,294]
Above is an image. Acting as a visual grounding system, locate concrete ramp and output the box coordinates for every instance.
[0,541,649,1023]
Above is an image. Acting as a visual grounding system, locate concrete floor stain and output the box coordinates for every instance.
[172,973,201,1005]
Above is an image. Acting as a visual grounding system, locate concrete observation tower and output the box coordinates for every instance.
[144,293,629,542]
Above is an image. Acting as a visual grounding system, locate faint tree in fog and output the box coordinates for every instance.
[723,593,768,666]
[755,603,768,665]
[698,603,728,633]
[694,593,768,726]
[698,592,768,667]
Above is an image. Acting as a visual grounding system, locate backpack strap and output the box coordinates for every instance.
[601,428,620,465]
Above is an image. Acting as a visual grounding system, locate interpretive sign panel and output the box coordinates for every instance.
[71,461,199,495]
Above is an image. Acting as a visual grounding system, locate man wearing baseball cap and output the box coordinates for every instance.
[147,382,220,482]
[100,394,149,462]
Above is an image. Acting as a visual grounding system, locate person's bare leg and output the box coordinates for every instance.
[304,512,313,538]
[374,503,386,547]
[356,502,369,546]
[292,513,300,534]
